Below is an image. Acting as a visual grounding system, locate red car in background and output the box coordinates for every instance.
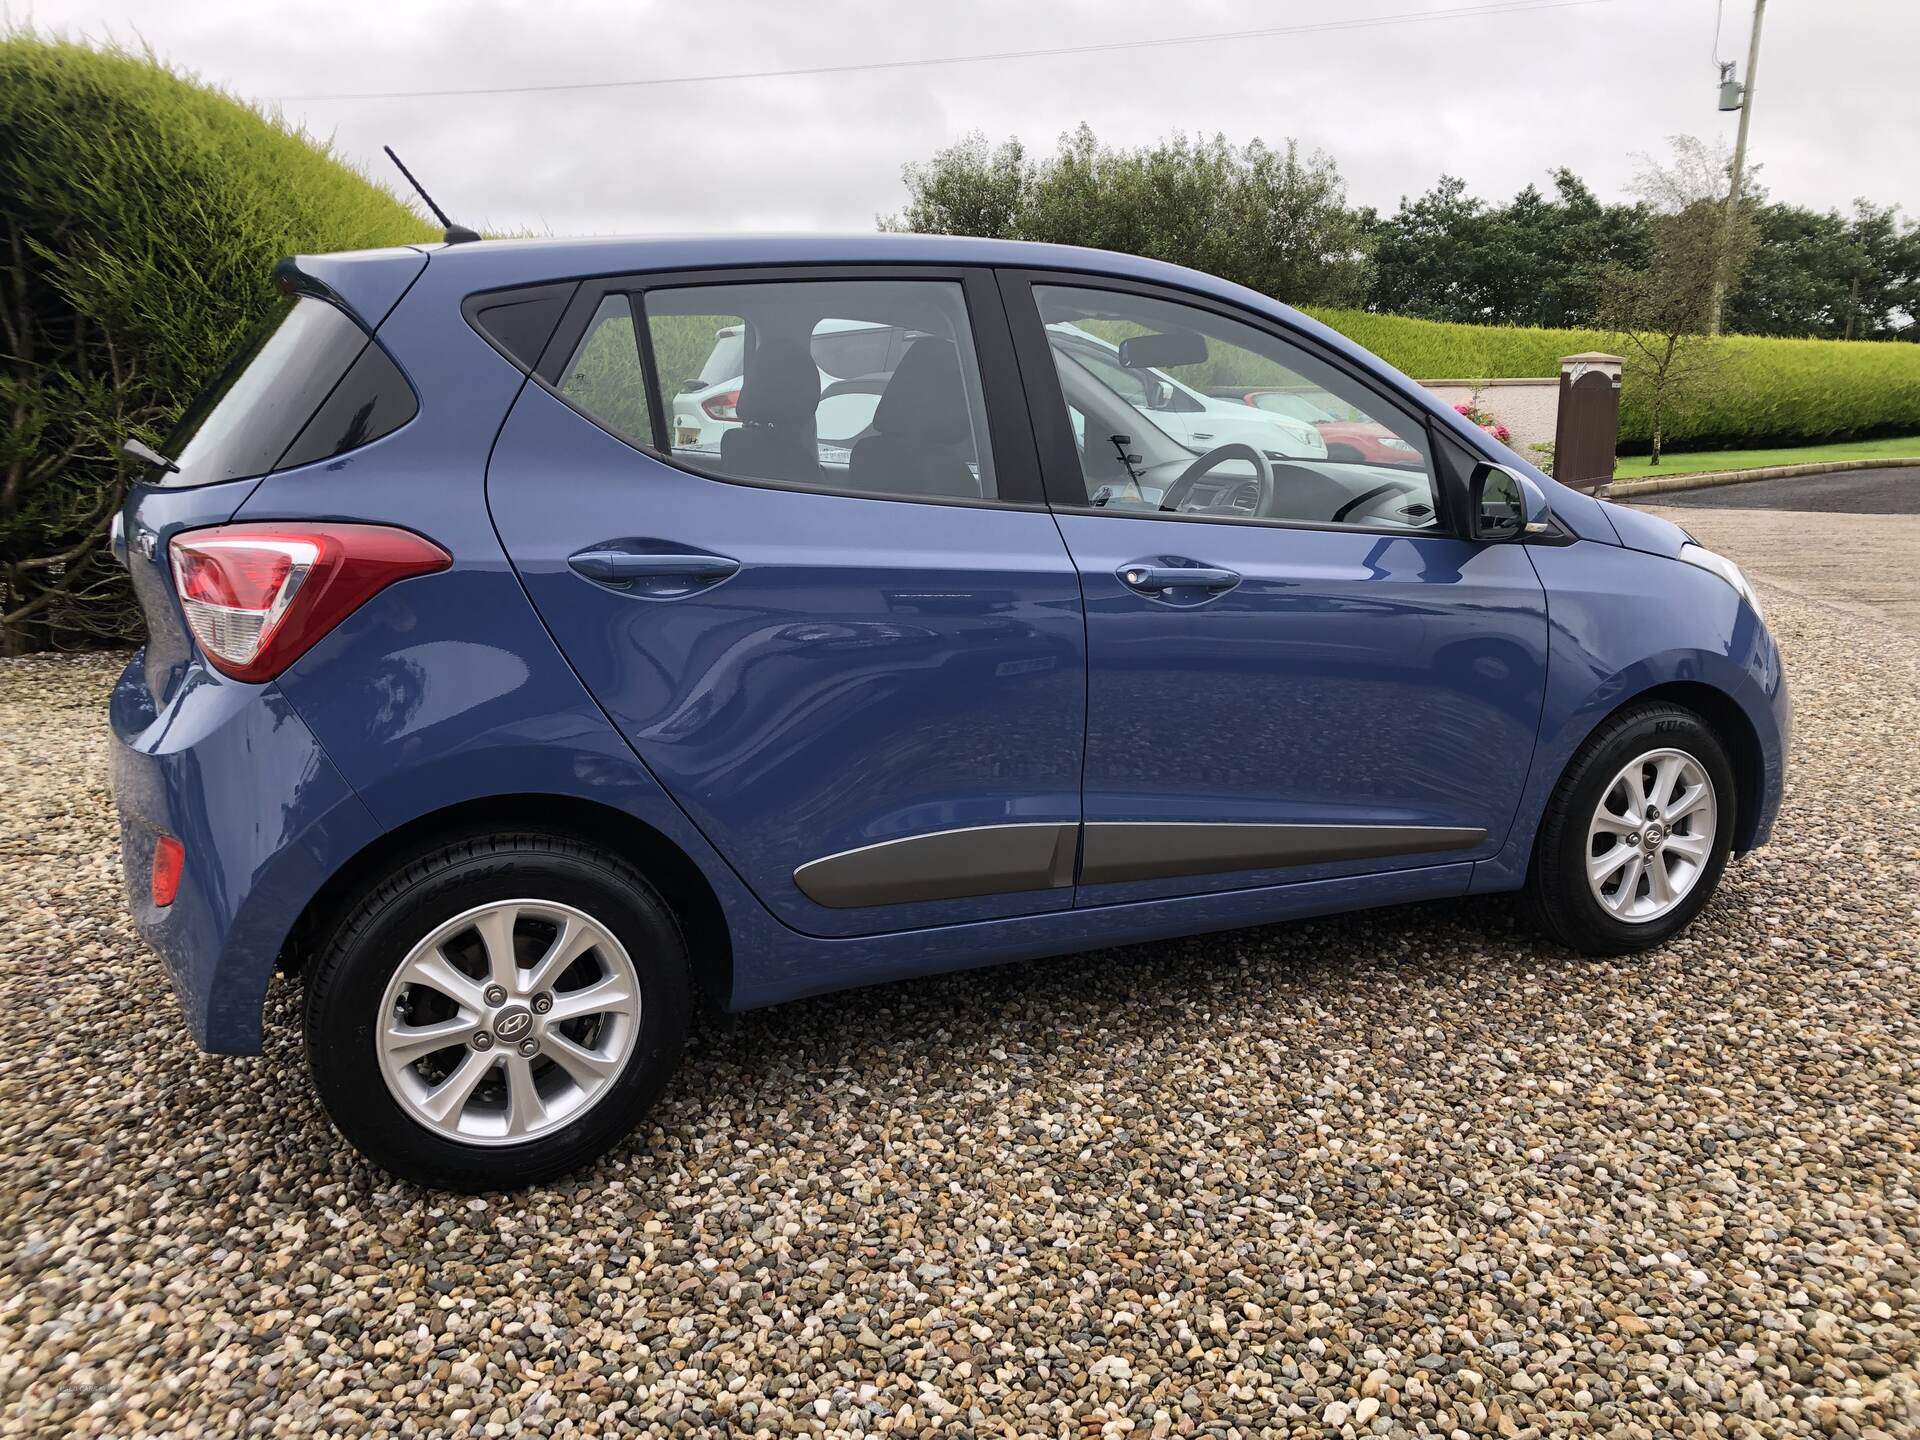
[1237,387,1426,465]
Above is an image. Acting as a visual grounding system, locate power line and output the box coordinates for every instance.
[264,0,1610,103]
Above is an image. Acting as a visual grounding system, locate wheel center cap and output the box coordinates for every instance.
[492,1006,534,1042]
[1643,822,1667,847]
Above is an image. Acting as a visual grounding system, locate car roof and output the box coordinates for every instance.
[403,231,1229,292]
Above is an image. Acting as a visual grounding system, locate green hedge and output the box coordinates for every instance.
[0,33,432,652]
[1306,307,1920,452]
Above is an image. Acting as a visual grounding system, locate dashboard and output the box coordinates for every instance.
[1090,457,1440,531]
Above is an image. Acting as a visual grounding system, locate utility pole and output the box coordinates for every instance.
[1708,0,1766,336]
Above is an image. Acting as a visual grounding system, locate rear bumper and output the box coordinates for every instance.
[110,653,381,1054]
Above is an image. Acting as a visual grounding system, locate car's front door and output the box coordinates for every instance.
[1001,273,1550,904]
[487,268,1085,937]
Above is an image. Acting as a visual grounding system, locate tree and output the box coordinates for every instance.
[881,134,1030,240]
[1724,201,1867,338]
[1598,138,1753,465]
[1364,170,1649,327]
[1363,175,1491,321]
[1839,201,1919,341]
[883,125,1370,307]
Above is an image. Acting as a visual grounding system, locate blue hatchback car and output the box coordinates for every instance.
[111,234,1788,1189]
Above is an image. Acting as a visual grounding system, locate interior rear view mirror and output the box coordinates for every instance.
[1118,330,1206,370]
[1469,462,1551,541]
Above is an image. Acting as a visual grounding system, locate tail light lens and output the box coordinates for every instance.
[169,523,450,682]
[701,389,741,422]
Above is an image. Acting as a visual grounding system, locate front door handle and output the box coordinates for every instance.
[1118,562,1241,594]
[569,546,740,594]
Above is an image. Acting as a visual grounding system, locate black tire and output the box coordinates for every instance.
[303,833,690,1191]
[1523,702,1738,955]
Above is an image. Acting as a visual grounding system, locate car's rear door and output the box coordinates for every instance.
[999,270,1550,905]
[486,266,1086,938]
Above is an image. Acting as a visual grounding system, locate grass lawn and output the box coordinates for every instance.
[1613,436,1920,479]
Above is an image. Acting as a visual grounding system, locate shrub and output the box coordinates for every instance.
[0,33,432,652]
[1304,306,1920,453]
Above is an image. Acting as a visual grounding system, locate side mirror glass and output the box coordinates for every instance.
[1469,462,1550,541]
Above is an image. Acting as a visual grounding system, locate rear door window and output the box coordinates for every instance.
[151,296,412,487]
[641,278,998,501]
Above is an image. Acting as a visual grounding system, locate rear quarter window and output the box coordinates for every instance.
[149,295,415,487]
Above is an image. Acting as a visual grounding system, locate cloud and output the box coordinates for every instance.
[23,0,1919,235]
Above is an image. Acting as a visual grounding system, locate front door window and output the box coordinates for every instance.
[1033,285,1442,531]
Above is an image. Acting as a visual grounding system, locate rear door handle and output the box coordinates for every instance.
[569,547,740,593]
[1118,563,1241,594]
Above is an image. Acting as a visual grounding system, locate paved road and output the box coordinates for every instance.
[1638,499,1920,634]
[1648,464,1920,513]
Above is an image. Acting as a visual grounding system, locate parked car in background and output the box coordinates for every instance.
[1238,386,1426,465]
[1046,323,1327,460]
[110,233,1787,1190]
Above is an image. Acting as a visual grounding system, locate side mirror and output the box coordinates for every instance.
[1469,462,1551,542]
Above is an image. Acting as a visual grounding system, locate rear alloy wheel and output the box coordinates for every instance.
[375,899,642,1146]
[305,834,689,1190]
[1524,703,1737,954]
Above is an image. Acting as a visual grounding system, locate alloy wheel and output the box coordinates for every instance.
[375,899,641,1146]
[1585,748,1718,924]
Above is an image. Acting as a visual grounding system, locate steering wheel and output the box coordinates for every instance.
[1156,442,1275,517]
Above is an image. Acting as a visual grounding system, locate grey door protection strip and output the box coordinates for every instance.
[1078,821,1485,886]
[793,821,1079,908]
[794,819,1485,906]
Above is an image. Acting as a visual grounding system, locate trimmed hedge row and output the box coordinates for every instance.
[1307,306,1920,451]
[0,33,431,651]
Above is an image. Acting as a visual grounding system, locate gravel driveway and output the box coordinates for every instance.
[3,581,1916,1439]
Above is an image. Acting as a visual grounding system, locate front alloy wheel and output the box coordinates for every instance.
[1584,749,1718,923]
[1525,702,1737,954]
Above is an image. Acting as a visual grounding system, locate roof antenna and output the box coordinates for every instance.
[383,145,481,245]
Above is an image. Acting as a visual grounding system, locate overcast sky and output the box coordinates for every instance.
[21,0,1919,236]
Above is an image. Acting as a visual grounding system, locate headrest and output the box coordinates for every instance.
[872,338,972,447]
[736,336,821,425]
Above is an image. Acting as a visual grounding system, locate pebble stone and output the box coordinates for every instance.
[1,580,1915,1439]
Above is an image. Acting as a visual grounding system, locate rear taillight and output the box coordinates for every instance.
[701,389,741,422]
[168,523,450,682]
